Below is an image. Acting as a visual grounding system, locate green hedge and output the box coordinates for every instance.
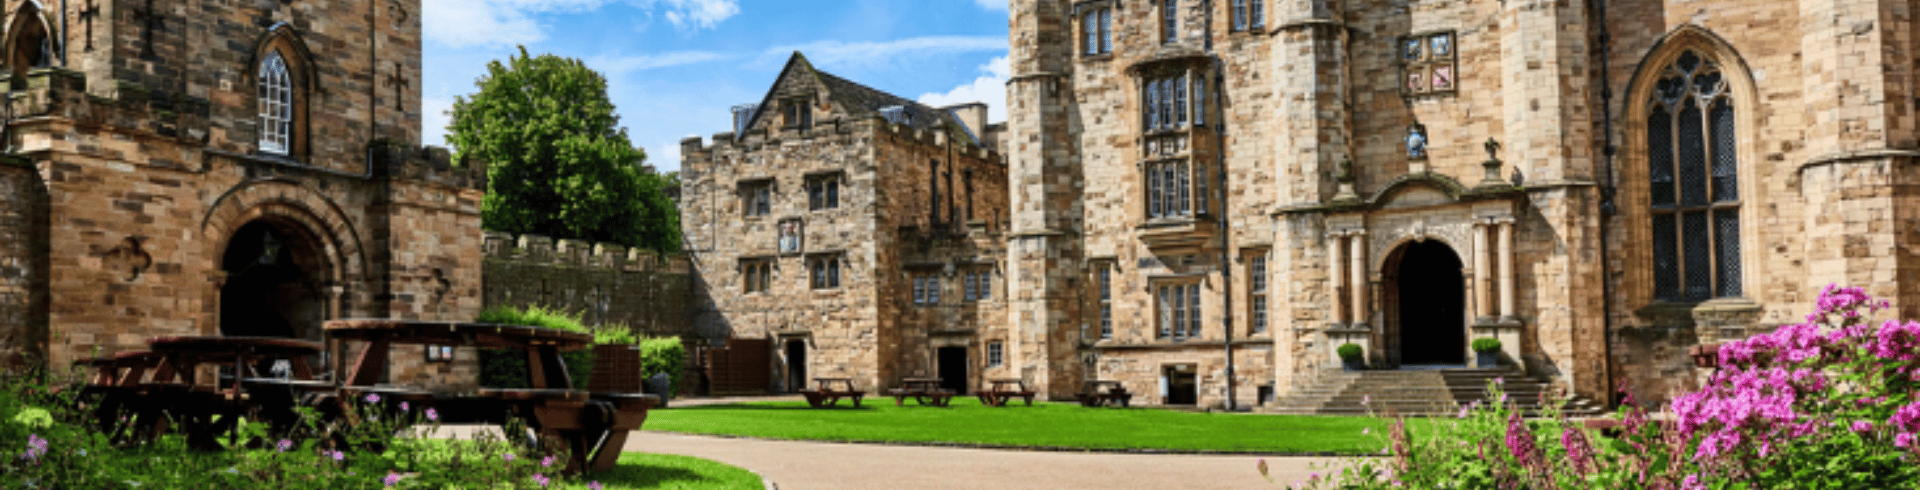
[475,305,686,394]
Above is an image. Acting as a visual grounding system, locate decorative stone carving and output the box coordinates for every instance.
[102,236,152,282]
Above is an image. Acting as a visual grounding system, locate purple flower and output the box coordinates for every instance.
[1504,412,1538,468]
[1851,420,1874,434]
[1897,432,1915,448]
[1561,424,1594,474]
[383,473,404,487]
[531,474,550,487]
[504,453,515,462]
[330,450,345,462]
[588,482,603,490]
[21,433,47,463]
[1680,474,1706,490]
[1457,404,1471,418]
[275,439,292,452]
[1361,395,1370,406]
[542,455,556,468]
[425,408,439,422]
[365,393,381,403]
[400,402,410,412]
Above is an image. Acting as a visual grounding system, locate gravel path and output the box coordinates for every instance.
[628,431,1344,490]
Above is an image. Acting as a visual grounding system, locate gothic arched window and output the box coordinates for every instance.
[258,50,293,154]
[1647,51,1741,302]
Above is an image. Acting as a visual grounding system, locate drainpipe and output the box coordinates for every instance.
[1202,0,1235,412]
[1590,0,1619,406]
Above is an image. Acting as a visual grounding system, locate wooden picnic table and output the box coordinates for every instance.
[323,319,659,473]
[800,377,866,408]
[1074,380,1133,407]
[977,378,1036,407]
[135,336,324,450]
[889,377,953,406]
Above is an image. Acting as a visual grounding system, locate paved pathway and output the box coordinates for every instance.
[628,431,1343,490]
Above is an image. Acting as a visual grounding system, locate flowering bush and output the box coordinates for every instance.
[1269,284,1920,489]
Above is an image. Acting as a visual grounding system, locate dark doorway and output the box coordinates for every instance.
[784,339,807,393]
[1395,240,1466,365]
[937,347,967,395]
[221,221,326,340]
[1163,365,1197,405]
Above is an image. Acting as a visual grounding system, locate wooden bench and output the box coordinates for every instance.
[979,379,1036,407]
[1075,380,1133,407]
[799,378,865,408]
[889,378,953,406]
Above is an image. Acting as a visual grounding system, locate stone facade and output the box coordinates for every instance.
[681,53,1011,394]
[0,0,485,385]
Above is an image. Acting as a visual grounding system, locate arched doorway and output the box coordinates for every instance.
[1390,240,1467,365]
[220,220,329,340]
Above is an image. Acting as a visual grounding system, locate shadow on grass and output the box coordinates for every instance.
[595,462,713,488]
[670,403,877,411]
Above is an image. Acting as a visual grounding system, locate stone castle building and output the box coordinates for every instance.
[0,0,486,382]
[681,53,1013,394]
[690,0,1920,408]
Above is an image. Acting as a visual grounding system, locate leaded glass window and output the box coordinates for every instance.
[1232,0,1248,31]
[1158,282,1200,340]
[259,51,293,154]
[1648,51,1741,301]
[1163,0,1178,44]
[1098,263,1113,339]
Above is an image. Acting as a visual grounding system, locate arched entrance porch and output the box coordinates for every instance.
[219,219,332,341]
[1381,239,1468,367]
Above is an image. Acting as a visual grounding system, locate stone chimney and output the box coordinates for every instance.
[941,103,989,142]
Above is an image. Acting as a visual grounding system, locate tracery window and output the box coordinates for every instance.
[1648,51,1741,302]
[259,51,293,154]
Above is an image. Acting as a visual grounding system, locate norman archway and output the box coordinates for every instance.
[202,178,365,334]
[1380,238,1469,367]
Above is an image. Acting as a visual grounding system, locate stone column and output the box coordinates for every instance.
[1496,216,1516,323]
[1348,231,1367,328]
[1472,220,1493,323]
[1327,231,1346,326]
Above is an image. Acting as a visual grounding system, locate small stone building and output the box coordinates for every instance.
[680,53,1011,394]
[0,0,485,386]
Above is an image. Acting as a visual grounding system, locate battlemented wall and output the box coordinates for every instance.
[481,232,695,337]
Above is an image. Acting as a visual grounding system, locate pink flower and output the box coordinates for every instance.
[21,433,47,463]
[531,474,550,487]
[1561,424,1594,474]
[425,408,439,422]
[504,453,515,462]
[383,473,403,487]
[330,450,345,462]
[275,439,292,452]
[1897,433,1915,448]
[542,455,556,468]
[1680,474,1706,490]
[1504,412,1537,467]
[588,483,603,490]
[365,393,381,403]
[1851,420,1874,434]
[400,402,410,412]
[1361,395,1370,406]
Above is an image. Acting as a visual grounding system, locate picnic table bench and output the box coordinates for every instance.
[800,377,866,408]
[1075,380,1133,407]
[80,336,327,450]
[889,377,954,406]
[978,379,1036,407]
[325,319,659,473]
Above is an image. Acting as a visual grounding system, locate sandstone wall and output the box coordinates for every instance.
[480,232,694,337]
[0,156,47,367]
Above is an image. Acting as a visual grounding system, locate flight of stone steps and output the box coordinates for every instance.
[1260,368,1607,417]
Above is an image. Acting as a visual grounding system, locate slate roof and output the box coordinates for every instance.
[746,52,981,146]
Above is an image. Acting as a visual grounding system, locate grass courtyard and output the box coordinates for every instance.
[646,397,1402,454]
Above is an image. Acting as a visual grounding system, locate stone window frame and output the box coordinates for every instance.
[1076,1,1115,59]
[1161,0,1180,45]
[962,265,993,302]
[3,4,54,81]
[740,257,775,294]
[781,97,812,130]
[911,272,943,306]
[739,178,775,218]
[1400,30,1457,96]
[1230,0,1264,33]
[1153,278,1204,340]
[1245,249,1268,334]
[1135,62,1214,223]
[250,26,315,161]
[1646,51,1741,302]
[987,340,1004,367]
[806,172,842,211]
[808,253,844,290]
[1620,27,1760,309]
[1094,260,1115,339]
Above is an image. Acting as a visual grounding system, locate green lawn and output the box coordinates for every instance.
[570,452,762,490]
[646,397,1400,454]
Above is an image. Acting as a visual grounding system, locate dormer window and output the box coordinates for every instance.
[731,103,758,133]
[782,98,812,130]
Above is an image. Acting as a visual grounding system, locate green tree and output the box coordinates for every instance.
[450,46,679,253]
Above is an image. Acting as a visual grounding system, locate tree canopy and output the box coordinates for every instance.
[450,46,679,253]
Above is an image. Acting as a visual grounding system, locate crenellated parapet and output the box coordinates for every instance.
[368,139,486,190]
[2,68,215,146]
[483,231,691,274]
[681,116,1006,168]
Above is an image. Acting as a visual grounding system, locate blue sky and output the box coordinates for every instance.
[422,0,1013,172]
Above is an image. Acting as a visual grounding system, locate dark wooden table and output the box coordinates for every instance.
[323,319,658,473]
[1075,380,1133,407]
[800,377,866,408]
[140,336,324,450]
[889,377,953,406]
[978,378,1036,407]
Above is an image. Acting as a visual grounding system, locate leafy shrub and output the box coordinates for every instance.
[476,305,682,392]
[1471,337,1502,353]
[1277,284,1920,489]
[638,336,686,395]
[1337,343,1363,362]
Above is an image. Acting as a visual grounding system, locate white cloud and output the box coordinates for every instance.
[588,51,734,73]
[972,0,1007,11]
[759,35,1008,70]
[917,56,1010,123]
[422,95,456,148]
[423,0,739,48]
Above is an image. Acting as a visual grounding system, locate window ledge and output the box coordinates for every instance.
[1080,53,1115,62]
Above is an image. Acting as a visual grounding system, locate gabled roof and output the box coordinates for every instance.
[740,52,980,146]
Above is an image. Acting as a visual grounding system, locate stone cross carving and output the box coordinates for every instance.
[103,236,153,282]
[131,0,165,58]
[385,61,408,111]
[78,0,99,52]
